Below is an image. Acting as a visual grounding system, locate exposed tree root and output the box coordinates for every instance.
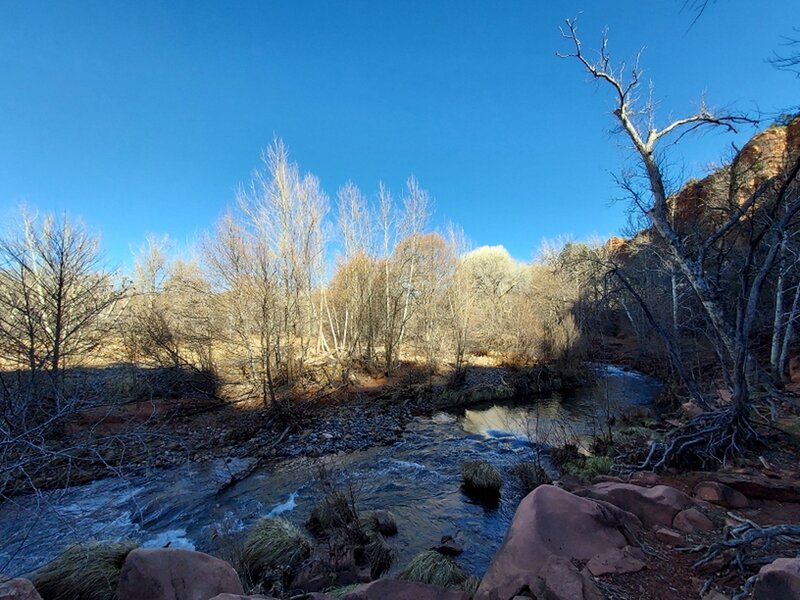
[691,517,800,600]
[639,407,759,470]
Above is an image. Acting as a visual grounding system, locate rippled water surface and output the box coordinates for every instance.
[0,365,660,577]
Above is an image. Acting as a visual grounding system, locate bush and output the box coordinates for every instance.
[31,541,136,600]
[359,509,398,536]
[240,518,311,585]
[563,455,614,480]
[511,461,551,495]
[306,491,358,536]
[460,460,502,493]
[363,531,395,578]
[549,443,580,467]
[397,550,470,589]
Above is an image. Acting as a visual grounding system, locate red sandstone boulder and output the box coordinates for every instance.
[654,527,683,546]
[475,485,639,600]
[693,481,749,508]
[752,557,800,599]
[708,472,800,503]
[118,548,243,600]
[0,579,42,600]
[673,507,714,533]
[578,482,692,528]
[342,579,469,600]
[532,556,603,600]
[585,546,646,576]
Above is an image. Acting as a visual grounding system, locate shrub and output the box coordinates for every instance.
[359,509,398,536]
[363,531,395,578]
[240,518,311,585]
[511,461,551,495]
[460,460,502,493]
[306,491,358,535]
[563,455,614,480]
[549,443,580,467]
[397,550,470,589]
[31,541,136,600]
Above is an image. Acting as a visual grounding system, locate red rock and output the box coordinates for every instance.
[579,482,692,528]
[475,485,639,600]
[709,472,800,503]
[585,546,646,576]
[532,556,603,600]
[629,472,660,487]
[693,481,749,508]
[753,557,800,600]
[654,527,683,546]
[342,580,469,600]
[673,508,714,533]
[0,579,42,600]
[118,548,243,600]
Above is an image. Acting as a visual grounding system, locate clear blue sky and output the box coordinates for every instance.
[1,1,797,266]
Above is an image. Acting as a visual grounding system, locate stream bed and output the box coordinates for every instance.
[0,365,661,578]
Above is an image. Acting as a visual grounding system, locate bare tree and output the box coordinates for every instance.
[560,20,800,465]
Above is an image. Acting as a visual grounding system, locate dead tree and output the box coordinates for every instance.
[559,20,800,466]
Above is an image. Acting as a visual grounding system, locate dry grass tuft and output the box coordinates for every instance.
[460,459,502,493]
[397,550,470,589]
[30,541,136,600]
[240,517,311,585]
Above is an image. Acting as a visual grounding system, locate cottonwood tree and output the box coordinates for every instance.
[234,139,330,387]
[204,211,282,407]
[0,211,125,425]
[325,181,380,367]
[560,20,800,466]
[377,178,430,374]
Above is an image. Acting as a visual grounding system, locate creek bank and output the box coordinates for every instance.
[13,467,800,600]
[27,363,590,495]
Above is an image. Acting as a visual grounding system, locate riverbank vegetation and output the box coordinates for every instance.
[3,10,800,600]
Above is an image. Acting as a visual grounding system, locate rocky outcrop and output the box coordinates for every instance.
[342,579,470,600]
[585,546,646,576]
[673,507,714,533]
[693,481,749,508]
[700,470,800,503]
[475,484,640,600]
[0,579,42,600]
[578,482,692,528]
[752,557,800,600]
[117,548,243,600]
[670,117,800,231]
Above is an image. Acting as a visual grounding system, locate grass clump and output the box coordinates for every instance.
[30,540,136,600]
[563,455,614,480]
[460,459,502,494]
[327,583,360,598]
[359,509,398,536]
[306,491,358,535]
[363,531,396,578]
[240,517,311,585]
[511,461,551,495]
[397,550,471,589]
[549,443,580,468]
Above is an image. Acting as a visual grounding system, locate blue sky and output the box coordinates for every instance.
[0,1,798,266]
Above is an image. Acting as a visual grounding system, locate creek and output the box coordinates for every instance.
[0,364,661,578]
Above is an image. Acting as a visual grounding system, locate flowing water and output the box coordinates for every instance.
[0,365,660,578]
